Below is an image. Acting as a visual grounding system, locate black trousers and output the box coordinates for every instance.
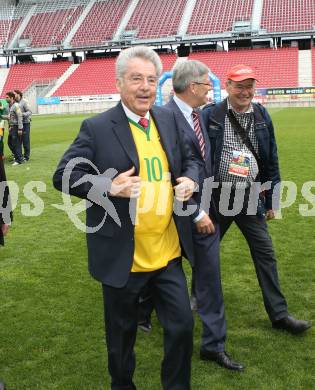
[0,135,3,157]
[22,122,31,160]
[217,210,288,322]
[102,258,193,390]
[9,126,23,163]
[7,130,14,155]
[140,227,226,354]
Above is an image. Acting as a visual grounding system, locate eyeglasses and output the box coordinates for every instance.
[232,84,255,92]
[192,81,211,87]
[127,75,158,86]
[228,81,255,91]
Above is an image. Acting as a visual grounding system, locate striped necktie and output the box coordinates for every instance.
[192,110,205,159]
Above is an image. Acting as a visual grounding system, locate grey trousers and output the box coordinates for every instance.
[217,211,289,322]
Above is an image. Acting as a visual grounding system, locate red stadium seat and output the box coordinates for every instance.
[189,48,299,88]
[125,0,187,39]
[21,5,83,48]
[187,0,254,35]
[0,19,22,47]
[52,54,177,96]
[0,62,72,97]
[71,0,130,47]
[312,48,315,85]
[261,0,315,32]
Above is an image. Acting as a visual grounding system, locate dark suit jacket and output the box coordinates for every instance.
[164,98,216,221]
[202,99,281,210]
[53,102,199,287]
[0,158,11,246]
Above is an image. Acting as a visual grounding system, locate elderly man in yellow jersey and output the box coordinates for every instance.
[53,46,199,390]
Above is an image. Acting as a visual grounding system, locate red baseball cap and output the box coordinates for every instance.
[226,64,258,81]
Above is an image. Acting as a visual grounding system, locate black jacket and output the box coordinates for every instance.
[53,103,199,287]
[202,99,281,210]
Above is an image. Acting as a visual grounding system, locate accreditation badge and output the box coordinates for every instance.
[228,150,251,178]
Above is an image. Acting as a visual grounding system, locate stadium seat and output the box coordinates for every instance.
[261,0,315,32]
[52,53,177,96]
[125,0,187,39]
[0,19,22,48]
[71,0,130,47]
[0,1,32,47]
[187,0,254,35]
[0,62,71,97]
[312,48,315,85]
[20,0,84,48]
[189,47,299,88]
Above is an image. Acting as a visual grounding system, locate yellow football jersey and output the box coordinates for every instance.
[129,118,180,272]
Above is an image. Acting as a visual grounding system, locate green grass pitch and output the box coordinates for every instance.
[0,107,314,389]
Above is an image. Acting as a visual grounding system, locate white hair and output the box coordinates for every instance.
[172,60,209,93]
[116,46,163,79]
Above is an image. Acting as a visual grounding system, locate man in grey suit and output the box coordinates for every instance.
[165,60,244,371]
[53,46,199,389]
[14,90,32,161]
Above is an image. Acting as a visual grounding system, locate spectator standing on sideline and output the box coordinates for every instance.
[202,64,311,334]
[0,101,8,159]
[14,90,32,161]
[2,92,23,166]
[53,46,198,389]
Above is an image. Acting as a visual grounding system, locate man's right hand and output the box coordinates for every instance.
[109,166,141,198]
[195,213,215,235]
[266,209,275,220]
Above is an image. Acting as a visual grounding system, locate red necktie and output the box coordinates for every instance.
[192,110,205,159]
[138,117,149,129]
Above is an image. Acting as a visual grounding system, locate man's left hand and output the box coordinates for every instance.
[174,177,196,201]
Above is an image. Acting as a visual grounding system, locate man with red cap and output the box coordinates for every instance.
[202,64,311,335]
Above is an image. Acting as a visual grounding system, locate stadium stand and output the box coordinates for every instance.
[0,62,71,98]
[312,48,315,85]
[71,0,130,47]
[1,0,315,50]
[0,1,32,48]
[1,0,314,111]
[189,47,299,88]
[187,0,254,35]
[0,19,21,48]
[159,53,178,72]
[1,0,315,48]
[261,0,315,33]
[52,57,117,96]
[20,0,84,48]
[125,0,187,39]
[52,53,177,96]
[0,47,300,97]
